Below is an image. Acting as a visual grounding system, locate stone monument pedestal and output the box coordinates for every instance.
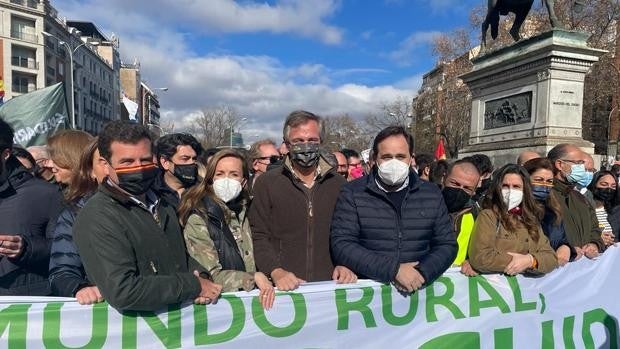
[459,29,606,165]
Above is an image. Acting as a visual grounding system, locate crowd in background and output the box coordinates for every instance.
[0,110,615,312]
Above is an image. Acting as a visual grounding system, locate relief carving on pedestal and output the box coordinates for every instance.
[484,92,532,130]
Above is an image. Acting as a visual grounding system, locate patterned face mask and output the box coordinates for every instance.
[289,143,320,168]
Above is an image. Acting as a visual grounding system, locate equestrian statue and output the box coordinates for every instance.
[481,0,563,50]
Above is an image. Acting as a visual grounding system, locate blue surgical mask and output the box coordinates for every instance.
[532,185,551,201]
[566,164,587,185]
[577,170,594,188]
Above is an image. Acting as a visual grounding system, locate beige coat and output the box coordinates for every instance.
[468,209,558,275]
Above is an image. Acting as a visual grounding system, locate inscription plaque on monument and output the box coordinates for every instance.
[483,92,532,130]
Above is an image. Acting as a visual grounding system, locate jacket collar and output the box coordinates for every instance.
[0,155,33,195]
[553,177,575,196]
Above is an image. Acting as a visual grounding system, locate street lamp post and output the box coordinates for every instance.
[42,31,99,130]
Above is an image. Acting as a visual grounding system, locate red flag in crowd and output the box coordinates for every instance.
[434,138,447,160]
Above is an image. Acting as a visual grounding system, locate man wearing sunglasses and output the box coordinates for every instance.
[249,139,281,193]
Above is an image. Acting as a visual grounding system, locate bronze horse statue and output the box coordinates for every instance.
[481,0,562,50]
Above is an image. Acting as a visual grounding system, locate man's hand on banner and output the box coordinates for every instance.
[271,268,305,291]
[194,270,222,305]
[582,243,600,259]
[395,262,425,293]
[332,265,358,284]
[460,260,479,276]
[76,286,104,305]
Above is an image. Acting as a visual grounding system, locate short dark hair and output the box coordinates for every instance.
[341,148,360,161]
[0,118,14,152]
[283,110,324,142]
[468,154,493,176]
[155,133,203,166]
[371,126,414,159]
[98,121,152,162]
[547,144,572,163]
[415,153,434,172]
[611,164,620,177]
[429,159,449,186]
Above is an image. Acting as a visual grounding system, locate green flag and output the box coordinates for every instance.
[0,82,69,147]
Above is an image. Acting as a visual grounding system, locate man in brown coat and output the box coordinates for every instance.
[249,111,357,291]
[547,144,604,259]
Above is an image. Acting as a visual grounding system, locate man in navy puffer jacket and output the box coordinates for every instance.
[330,126,457,292]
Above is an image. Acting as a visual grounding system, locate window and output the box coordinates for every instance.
[11,45,36,69]
[12,73,36,93]
[10,16,36,43]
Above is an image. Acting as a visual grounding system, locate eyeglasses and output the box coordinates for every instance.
[560,159,585,165]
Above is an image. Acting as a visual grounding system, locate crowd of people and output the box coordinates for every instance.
[0,110,615,312]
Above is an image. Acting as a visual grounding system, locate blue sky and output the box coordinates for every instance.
[54,0,485,139]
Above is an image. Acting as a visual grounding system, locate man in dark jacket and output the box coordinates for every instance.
[153,133,202,209]
[548,144,604,258]
[249,110,356,291]
[331,126,457,293]
[73,121,221,311]
[0,118,63,296]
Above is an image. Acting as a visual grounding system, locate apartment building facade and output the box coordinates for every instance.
[0,0,120,135]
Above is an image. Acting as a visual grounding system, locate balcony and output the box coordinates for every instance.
[12,83,33,94]
[11,56,38,70]
[10,0,41,10]
[11,30,38,44]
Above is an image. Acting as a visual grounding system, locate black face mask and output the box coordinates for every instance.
[474,178,492,200]
[593,188,616,204]
[172,163,198,188]
[116,163,159,196]
[289,143,320,168]
[442,186,472,213]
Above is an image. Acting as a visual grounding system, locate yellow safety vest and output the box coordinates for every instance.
[453,212,475,266]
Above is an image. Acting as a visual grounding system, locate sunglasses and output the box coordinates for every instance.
[257,155,283,164]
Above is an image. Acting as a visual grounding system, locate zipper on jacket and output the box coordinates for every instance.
[150,261,158,274]
[306,189,315,280]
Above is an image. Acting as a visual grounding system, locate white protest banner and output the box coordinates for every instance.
[1,247,619,348]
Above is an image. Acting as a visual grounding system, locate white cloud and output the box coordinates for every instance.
[53,0,417,140]
[57,0,344,45]
[387,31,441,66]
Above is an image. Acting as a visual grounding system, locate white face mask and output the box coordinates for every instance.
[212,178,242,203]
[378,159,410,186]
[501,188,523,211]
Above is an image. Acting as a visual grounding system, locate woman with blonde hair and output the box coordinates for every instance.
[178,149,275,309]
[46,130,94,187]
[49,137,107,304]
